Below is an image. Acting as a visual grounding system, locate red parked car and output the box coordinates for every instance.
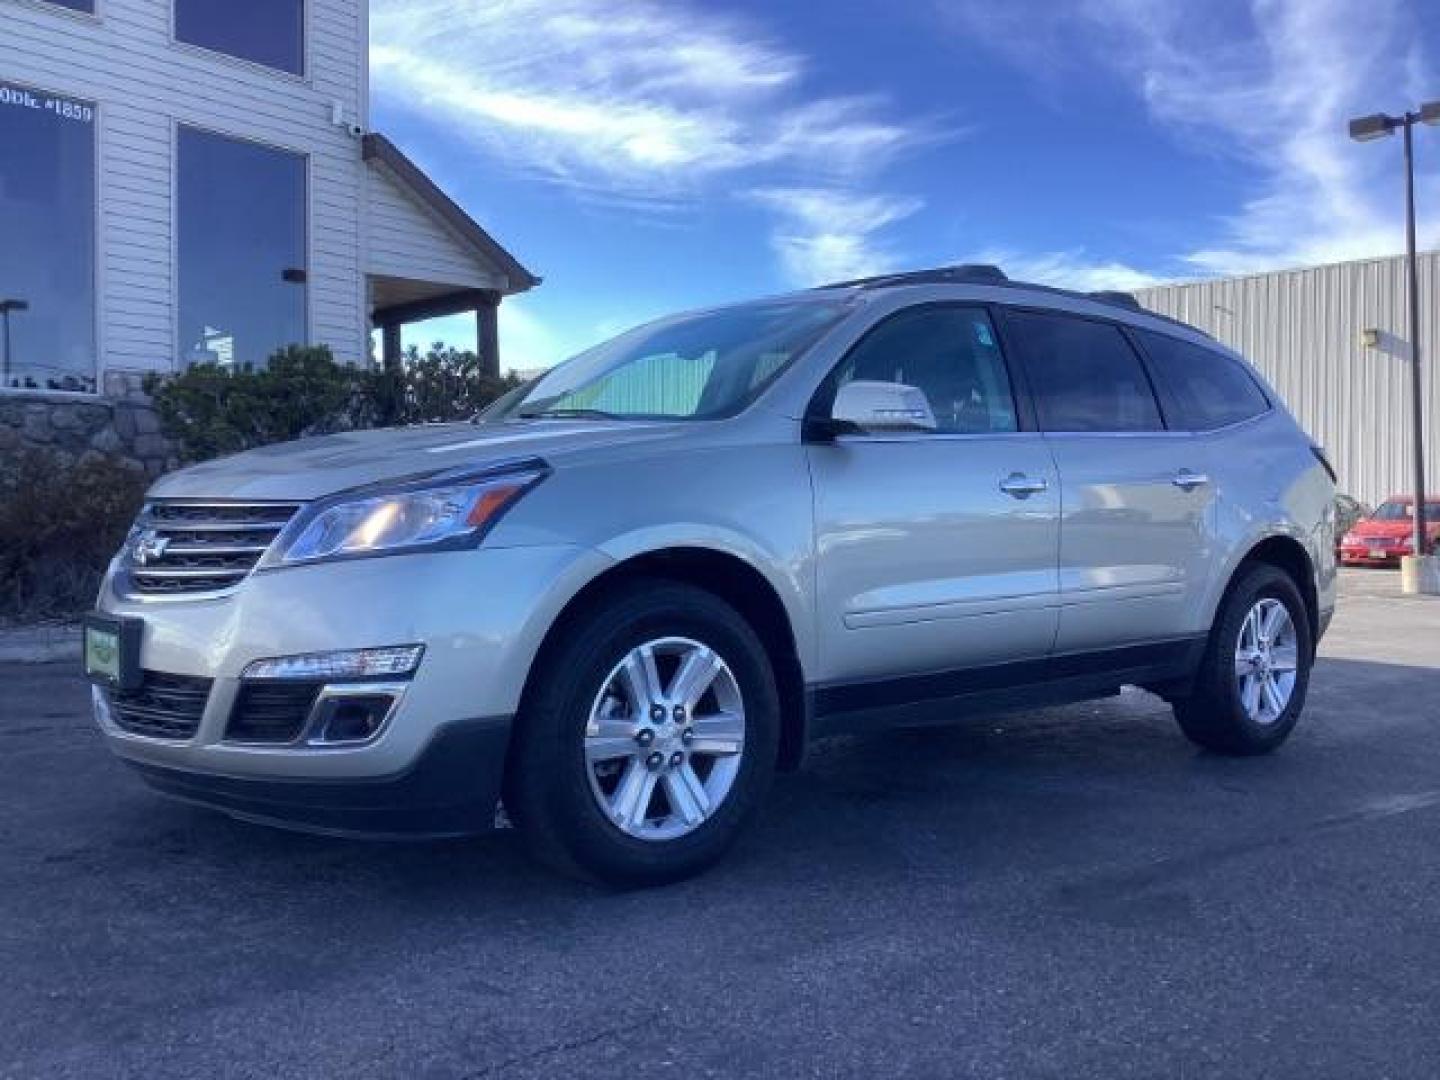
[1338,495,1440,565]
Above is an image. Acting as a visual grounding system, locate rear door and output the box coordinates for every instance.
[997,308,1219,656]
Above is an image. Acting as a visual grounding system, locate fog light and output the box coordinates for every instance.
[242,645,424,682]
[309,693,397,745]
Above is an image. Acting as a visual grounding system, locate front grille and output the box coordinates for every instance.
[106,672,213,740]
[226,681,323,744]
[126,501,301,596]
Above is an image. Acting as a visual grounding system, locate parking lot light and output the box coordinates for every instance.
[1348,104,1435,575]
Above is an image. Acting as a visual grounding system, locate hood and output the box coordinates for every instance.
[147,419,695,501]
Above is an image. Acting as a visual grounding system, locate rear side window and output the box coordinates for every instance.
[1001,310,1162,432]
[1136,329,1270,430]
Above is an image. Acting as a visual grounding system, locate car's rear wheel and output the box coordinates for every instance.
[506,580,779,886]
[1173,563,1313,755]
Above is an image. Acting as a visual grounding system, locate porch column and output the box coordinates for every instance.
[380,322,402,372]
[476,291,501,378]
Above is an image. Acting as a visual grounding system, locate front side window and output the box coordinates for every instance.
[1002,310,1162,433]
[514,299,851,421]
[1135,329,1269,430]
[178,127,307,368]
[0,81,95,392]
[833,306,1018,434]
[175,0,305,76]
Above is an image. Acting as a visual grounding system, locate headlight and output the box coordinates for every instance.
[269,464,546,566]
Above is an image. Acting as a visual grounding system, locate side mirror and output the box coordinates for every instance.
[830,380,937,434]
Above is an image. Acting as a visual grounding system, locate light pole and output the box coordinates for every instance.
[0,299,29,381]
[1349,104,1440,565]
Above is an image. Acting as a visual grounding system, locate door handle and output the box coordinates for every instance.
[999,473,1049,499]
[1172,469,1210,492]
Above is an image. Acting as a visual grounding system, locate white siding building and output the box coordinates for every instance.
[1136,253,1440,508]
[0,0,535,469]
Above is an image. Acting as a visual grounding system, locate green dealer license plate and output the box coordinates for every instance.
[83,613,143,691]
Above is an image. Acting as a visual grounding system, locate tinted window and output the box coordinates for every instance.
[44,0,95,11]
[0,81,95,393]
[1003,310,1162,432]
[175,0,305,75]
[834,306,1018,434]
[1136,329,1269,430]
[178,127,306,368]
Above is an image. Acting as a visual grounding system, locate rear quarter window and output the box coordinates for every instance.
[1135,329,1270,431]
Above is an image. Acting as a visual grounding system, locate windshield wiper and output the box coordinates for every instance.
[516,407,621,420]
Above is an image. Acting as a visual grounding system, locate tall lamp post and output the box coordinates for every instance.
[0,298,28,381]
[1349,104,1440,578]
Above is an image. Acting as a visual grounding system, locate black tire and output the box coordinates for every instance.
[1173,563,1314,756]
[505,579,780,887]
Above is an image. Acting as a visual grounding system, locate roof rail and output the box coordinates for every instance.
[818,264,1009,290]
[1087,290,1143,312]
[813,262,1210,338]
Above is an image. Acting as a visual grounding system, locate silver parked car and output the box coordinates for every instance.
[85,265,1337,885]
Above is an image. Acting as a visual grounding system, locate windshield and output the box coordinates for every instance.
[1371,500,1440,521]
[513,298,852,421]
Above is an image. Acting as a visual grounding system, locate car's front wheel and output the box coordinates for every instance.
[506,580,780,886]
[1173,563,1314,755]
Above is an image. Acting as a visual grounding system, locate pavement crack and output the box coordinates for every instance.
[460,1021,639,1078]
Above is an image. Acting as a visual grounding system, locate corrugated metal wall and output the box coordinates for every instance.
[1135,253,1440,508]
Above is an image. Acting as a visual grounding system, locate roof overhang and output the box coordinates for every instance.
[362,132,540,295]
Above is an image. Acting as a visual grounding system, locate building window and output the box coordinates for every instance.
[174,0,305,76]
[43,0,96,12]
[0,82,96,393]
[177,127,307,368]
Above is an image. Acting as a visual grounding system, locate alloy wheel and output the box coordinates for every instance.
[1233,598,1300,725]
[584,636,746,841]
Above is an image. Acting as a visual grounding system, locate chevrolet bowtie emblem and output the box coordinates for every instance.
[133,530,170,567]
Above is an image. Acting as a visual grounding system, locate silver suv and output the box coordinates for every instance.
[86,265,1337,885]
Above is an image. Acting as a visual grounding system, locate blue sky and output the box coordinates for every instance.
[369,0,1440,372]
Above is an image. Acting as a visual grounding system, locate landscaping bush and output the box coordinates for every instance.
[0,447,148,621]
[369,344,521,427]
[144,344,521,462]
[142,345,367,463]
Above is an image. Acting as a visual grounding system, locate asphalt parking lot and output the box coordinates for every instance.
[2,568,1438,1079]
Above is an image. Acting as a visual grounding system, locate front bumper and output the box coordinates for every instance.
[123,715,513,839]
[92,542,611,833]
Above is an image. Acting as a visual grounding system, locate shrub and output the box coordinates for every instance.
[0,447,148,621]
[143,346,366,463]
[144,344,521,462]
[369,344,521,427]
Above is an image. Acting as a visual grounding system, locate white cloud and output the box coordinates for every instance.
[748,188,924,287]
[370,0,936,284]
[969,249,1164,292]
[946,0,1440,278]
[370,0,928,195]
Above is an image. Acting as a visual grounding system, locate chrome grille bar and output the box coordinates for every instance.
[125,500,301,597]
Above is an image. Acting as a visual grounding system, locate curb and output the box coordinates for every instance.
[0,625,82,664]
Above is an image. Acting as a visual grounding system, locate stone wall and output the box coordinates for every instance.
[0,371,176,477]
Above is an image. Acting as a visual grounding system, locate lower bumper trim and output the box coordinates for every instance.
[122,715,513,840]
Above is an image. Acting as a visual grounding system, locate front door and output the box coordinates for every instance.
[997,307,1218,655]
[807,304,1061,691]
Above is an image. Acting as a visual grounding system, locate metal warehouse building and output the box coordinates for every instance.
[1135,252,1439,508]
